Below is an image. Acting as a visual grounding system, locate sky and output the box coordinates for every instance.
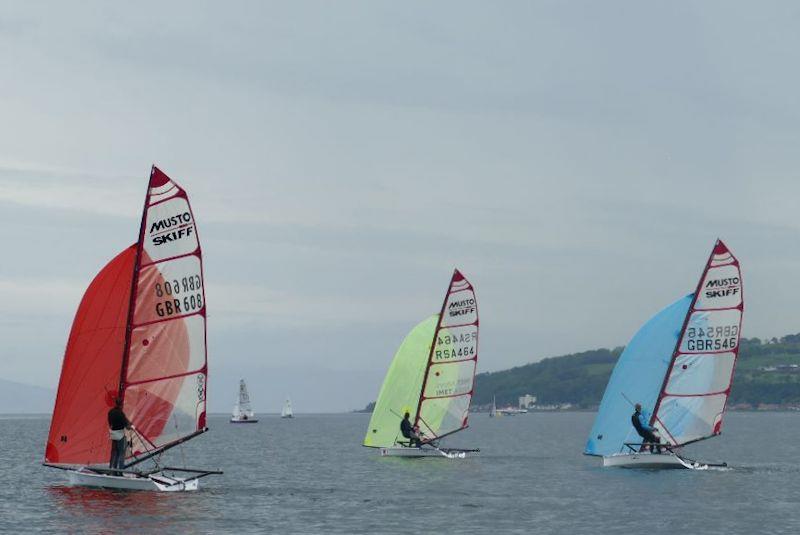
[1,2,800,413]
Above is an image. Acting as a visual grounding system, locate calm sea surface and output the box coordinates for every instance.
[1,412,798,534]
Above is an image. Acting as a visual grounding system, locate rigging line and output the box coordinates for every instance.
[620,392,634,407]
[126,429,161,471]
[653,414,679,446]
[175,414,187,469]
[417,413,439,442]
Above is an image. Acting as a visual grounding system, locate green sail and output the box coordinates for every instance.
[363,315,438,448]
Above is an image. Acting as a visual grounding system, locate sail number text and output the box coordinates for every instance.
[153,274,204,317]
[685,325,738,351]
[434,331,477,361]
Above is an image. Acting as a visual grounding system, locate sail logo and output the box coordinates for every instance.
[448,297,476,318]
[704,276,740,299]
[196,374,206,401]
[149,212,194,246]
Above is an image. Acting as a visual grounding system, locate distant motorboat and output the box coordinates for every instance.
[231,379,258,423]
[497,407,528,416]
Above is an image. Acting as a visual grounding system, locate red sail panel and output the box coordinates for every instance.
[120,167,208,454]
[414,269,479,440]
[45,246,137,466]
[651,239,743,446]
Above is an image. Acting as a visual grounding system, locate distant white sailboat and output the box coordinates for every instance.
[489,396,497,418]
[231,379,258,423]
[281,398,293,419]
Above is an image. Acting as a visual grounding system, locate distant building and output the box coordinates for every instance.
[519,394,537,409]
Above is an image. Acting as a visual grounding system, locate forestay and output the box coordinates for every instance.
[585,240,743,456]
[45,166,208,468]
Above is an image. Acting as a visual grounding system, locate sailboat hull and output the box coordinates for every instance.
[379,447,472,458]
[602,452,692,469]
[230,418,259,423]
[66,469,200,491]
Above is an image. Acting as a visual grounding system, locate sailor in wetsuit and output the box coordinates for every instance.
[108,399,133,471]
[632,403,662,453]
[400,412,422,448]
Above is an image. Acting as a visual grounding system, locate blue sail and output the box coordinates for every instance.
[584,294,693,456]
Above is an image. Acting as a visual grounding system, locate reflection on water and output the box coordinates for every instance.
[46,485,191,532]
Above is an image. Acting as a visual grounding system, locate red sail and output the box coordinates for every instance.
[45,246,137,466]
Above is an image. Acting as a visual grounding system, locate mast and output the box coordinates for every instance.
[117,166,154,401]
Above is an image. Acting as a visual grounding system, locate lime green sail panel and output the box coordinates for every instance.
[363,315,438,448]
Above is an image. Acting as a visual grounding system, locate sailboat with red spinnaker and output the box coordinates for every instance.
[43,166,221,490]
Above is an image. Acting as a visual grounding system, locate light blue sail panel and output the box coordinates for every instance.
[584,294,693,456]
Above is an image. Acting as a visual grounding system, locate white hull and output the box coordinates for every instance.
[66,469,200,491]
[230,418,258,423]
[602,452,707,469]
[378,446,472,459]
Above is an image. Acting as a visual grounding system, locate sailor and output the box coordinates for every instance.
[631,403,662,453]
[400,412,422,448]
[108,398,133,471]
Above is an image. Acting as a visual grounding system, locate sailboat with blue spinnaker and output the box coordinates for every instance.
[585,239,743,469]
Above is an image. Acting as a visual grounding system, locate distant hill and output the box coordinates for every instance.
[474,335,800,409]
[354,401,376,413]
[0,378,54,413]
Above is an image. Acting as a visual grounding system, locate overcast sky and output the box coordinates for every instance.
[1,2,799,412]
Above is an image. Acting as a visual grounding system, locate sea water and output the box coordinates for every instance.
[1,412,798,534]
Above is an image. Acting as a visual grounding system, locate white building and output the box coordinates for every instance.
[519,394,537,409]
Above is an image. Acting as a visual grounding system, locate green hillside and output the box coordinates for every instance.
[474,335,800,409]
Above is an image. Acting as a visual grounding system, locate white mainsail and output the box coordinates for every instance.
[281,398,293,418]
[231,379,257,422]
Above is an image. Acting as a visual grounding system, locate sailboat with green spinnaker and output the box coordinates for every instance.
[363,269,479,458]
